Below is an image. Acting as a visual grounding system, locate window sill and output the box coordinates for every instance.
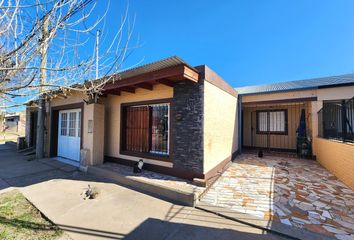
[120,150,171,162]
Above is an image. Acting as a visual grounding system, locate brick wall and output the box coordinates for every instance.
[314,137,354,189]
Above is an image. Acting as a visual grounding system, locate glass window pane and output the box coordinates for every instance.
[69,112,77,137]
[61,112,67,136]
[78,112,81,137]
[150,104,169,155]
[258,110,286,133]
[258,112,268,132]
[269,111,285,132]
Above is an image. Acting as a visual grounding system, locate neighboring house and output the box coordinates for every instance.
[25,57,238,185]
[236,75,354,188]
[24,56,354,188]
[2,111,26,135]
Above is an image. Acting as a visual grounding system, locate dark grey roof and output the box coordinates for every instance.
[235,73,354,95]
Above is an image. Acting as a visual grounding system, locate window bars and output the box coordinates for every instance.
[123,103,169,156]
[318,97,354,143]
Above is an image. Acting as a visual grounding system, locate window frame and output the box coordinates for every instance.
[120,98,172,162]
[60,112,68,136]
[256,109,288,135]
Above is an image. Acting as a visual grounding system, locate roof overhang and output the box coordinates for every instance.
[102,61,199,95]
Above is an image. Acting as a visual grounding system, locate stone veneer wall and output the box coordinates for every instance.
[171,80,204,173]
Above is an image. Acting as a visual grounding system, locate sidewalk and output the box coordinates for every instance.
[0,143,291,240]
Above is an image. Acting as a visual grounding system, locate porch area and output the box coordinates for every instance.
[199,154,354,239]
[242,101,313,157]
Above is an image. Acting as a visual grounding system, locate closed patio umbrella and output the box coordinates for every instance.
[297,109,307,138]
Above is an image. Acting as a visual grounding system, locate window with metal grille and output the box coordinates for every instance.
[318,98,354,142]
[60,112,68,136]
[257,110,288,134]
[122,103,169,156]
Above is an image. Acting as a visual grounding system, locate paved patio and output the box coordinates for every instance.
[200,154,354,240]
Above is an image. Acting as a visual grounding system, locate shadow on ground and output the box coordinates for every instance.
[0,143,291,240]
[0,216,286,240]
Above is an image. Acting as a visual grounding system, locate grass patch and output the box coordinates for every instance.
[0,190,63,240]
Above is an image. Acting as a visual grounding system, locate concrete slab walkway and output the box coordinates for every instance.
[0,144,78,190]
[0,143,290,240]
[200,153,354,240]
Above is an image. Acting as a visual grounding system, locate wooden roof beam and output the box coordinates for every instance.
[120,86,135,93]
[103,64,199,91]
[156,79,174,87]
[134,82,153,91]
[104,89,121,96]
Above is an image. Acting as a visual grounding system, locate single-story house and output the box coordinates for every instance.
[25,56,354,188]
[25,56,238,185]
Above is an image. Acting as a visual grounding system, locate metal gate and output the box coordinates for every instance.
[243,102,310,152]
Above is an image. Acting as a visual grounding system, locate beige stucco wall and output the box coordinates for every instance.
[317,85,354,101]
[49,92,86,107]
[314,137,354,189]
[242,85,354,104]
[203,81,238,173]
[242,89,317,103]
[104,84,173,167]
[83,103,105,165]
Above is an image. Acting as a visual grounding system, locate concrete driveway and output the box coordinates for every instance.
[0,144,290,240]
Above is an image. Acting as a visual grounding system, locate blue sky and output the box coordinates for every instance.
[6,0,354,111]
[99,0,354,88]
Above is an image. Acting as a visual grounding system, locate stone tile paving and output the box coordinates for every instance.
[200,154,354,240]
[101,162,206,196]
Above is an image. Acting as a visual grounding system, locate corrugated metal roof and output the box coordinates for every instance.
[235,73,354,95]
[115,56,197,80]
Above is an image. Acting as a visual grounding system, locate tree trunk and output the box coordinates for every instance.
[35,98,45,158]
[35,17,48,159]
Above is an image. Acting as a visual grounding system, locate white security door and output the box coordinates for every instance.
[58,109,81,161]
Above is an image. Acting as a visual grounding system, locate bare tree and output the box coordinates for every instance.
[0,0,139,157]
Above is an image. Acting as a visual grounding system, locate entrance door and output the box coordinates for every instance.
[57,109,81,161]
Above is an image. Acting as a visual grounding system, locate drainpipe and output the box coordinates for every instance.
[238,95,243,154]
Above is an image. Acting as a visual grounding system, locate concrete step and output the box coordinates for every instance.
[87,165,198,207]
